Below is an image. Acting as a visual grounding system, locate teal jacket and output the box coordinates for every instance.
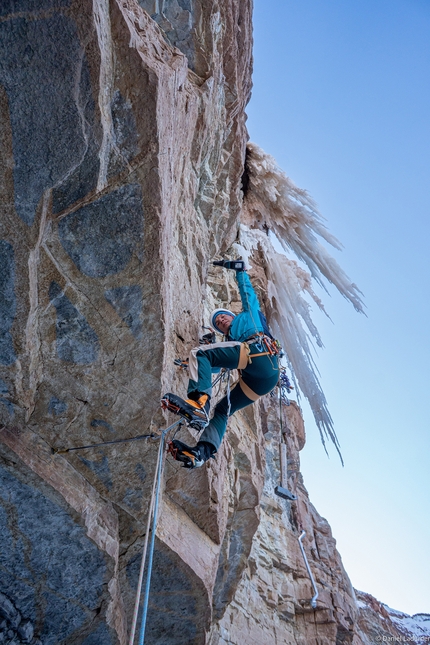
[227,272,264,342]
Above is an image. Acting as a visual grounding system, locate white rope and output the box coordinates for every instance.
[128,443,162,645]
[226,369,231,418]
[128,419,182,645]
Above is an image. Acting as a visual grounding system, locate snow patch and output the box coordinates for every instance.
[387,607,430,642]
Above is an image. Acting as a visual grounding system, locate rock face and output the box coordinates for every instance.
[355,592,430,645]
[0,1,422,644]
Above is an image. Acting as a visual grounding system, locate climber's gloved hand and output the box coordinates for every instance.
[212,259,245,271]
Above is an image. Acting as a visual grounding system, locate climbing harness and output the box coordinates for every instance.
[246,334,282,359]
[129,418,183,645]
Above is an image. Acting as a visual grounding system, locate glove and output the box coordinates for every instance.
[213,259,245,271]
[199,330,216,345]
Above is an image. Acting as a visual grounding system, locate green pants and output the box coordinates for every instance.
[188,342,280,451]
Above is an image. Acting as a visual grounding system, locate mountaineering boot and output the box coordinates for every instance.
[161,393,210,430]
[168,440,215,469]
[173,358,189,370]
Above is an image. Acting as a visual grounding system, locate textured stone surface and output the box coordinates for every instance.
[49,281,100,364]
[356,591,430,644]
[104,285,143,338]
[58,184,144,278]
[0,10,100,225]
[0,1,415,644]
[0,241,16,365]
[139,0,195,68]
[0,0,252,641]
[0,434,119,645]
[206,399,357,645]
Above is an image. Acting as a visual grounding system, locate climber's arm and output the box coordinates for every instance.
[236,270,260,315]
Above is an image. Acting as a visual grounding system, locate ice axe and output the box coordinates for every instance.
[213,259,245,271]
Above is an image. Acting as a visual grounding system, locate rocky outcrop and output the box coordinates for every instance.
[208,399,359,645]
[1,0,252,642]
[356,592,430,645]
[0,1,424,644]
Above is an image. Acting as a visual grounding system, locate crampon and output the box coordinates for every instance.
[167,440,204,469]
[160,393,209,430]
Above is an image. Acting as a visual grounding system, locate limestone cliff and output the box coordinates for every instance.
[0,2,423,644]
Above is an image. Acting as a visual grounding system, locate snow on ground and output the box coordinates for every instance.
[387,607,430,642]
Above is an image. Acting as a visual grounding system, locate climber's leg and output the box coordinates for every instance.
[198,383,253,451]
[187,342,247,396]
[200,351,280,452]
[161,342,248,429]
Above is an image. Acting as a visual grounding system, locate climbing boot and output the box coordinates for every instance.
[161,393,210,430]
[173,358,189,370]
[167,440,214,469]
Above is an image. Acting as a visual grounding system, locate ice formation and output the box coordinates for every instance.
[237,142,365,460]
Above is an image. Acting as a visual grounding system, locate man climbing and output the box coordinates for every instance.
[161,260,281,468]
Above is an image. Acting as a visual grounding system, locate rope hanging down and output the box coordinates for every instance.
[53,415,183,643]
[129,418,183,645]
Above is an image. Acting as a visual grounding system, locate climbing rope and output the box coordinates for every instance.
[54,416,182,644]
[225,369,231,418]
[53,433,156,454]
[128,438,163,645]
[129,418,183,645]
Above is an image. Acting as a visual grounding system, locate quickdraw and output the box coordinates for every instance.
[173,358,189,370]
[248,334,283,358]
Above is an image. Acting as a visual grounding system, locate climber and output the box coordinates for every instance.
[161,260,281,468]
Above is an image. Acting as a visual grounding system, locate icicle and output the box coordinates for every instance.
[245,142,364,312]
[235,142,365,460]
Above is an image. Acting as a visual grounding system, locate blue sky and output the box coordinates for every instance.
[247,0,430,616]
